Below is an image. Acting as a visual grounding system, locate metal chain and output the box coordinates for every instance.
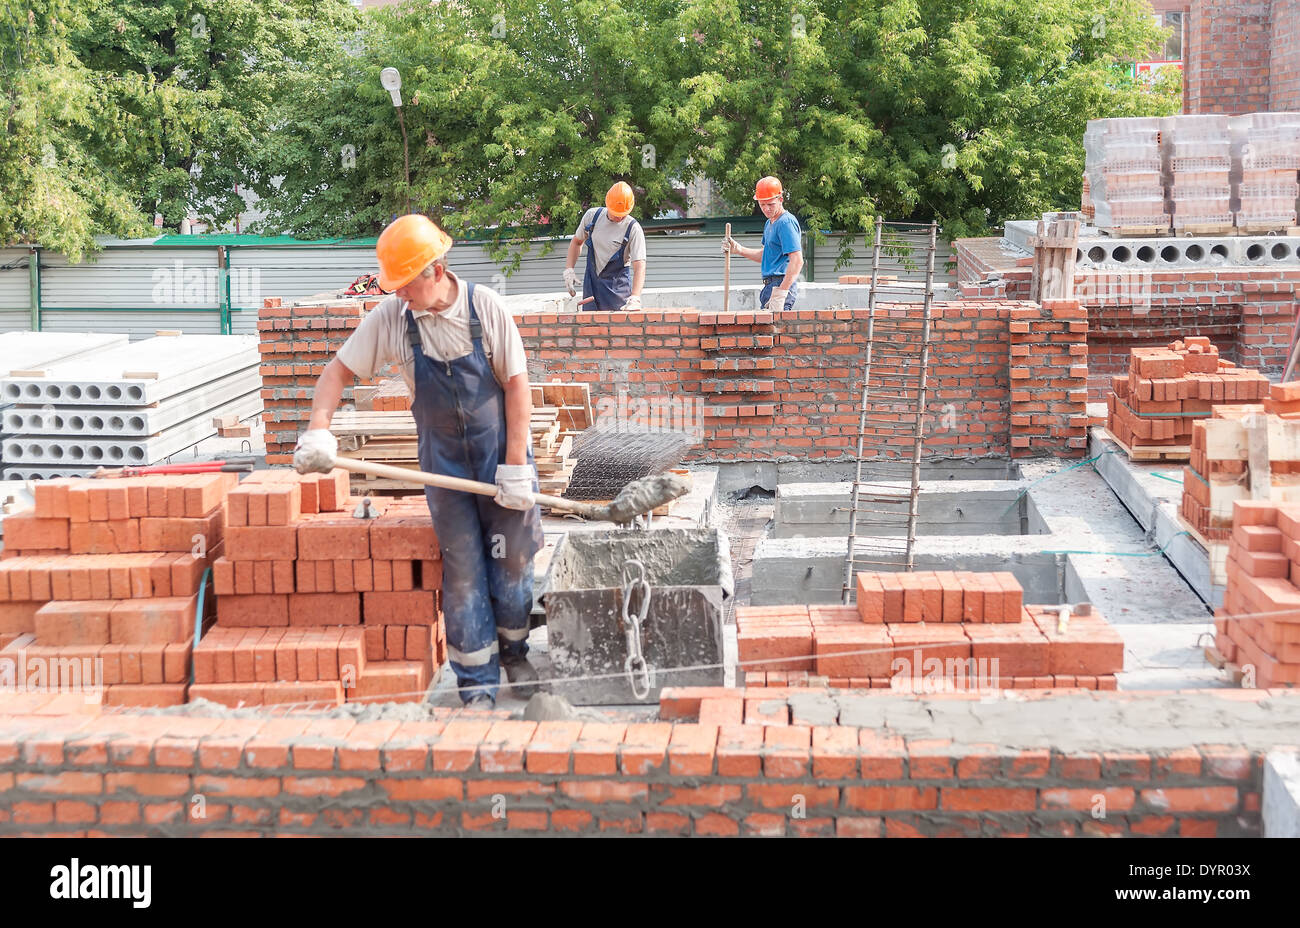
[620,558,652,699]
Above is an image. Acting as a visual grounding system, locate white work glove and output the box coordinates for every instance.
[624,294,642,312]
[563,267,578,296]
[293,429,338,474]
[765,288,789,312]
[494,464,536,511]
[720,237,738,255]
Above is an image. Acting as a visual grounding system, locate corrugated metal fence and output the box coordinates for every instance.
[0,229,953,338]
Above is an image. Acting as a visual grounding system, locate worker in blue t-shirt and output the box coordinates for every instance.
[722,176,804,312]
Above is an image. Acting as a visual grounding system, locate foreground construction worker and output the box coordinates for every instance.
[723,176,804,312]
[293,215,543,707]
[563,181,647,311]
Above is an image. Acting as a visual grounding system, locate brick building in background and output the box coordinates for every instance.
[1152,0,1300,113]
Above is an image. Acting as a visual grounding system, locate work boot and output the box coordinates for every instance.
[502,654,540,698]
[464,692,495,708]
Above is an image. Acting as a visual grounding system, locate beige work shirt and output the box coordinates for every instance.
[337,271,528,392]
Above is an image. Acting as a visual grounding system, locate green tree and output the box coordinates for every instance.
[75,0,359,231]
[0,0,146,260]
[0,0,357,260]
[251,0,697,266]
[673,0,1179,257]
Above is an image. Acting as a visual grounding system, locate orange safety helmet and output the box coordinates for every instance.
[605,181,635,218]
[375,214,453,292]
[753,176,784,202]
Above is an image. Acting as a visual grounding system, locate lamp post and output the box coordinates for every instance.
[380,67,411,215]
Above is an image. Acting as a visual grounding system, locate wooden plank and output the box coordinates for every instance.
[1101,427,1190,462]
[1245,412,1273,501]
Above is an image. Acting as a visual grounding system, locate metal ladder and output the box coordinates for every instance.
[840,219,939,603]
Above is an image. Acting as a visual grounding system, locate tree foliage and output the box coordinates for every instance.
[1,0,145,260]
[1,0,357,260]
[4,0,1181,260]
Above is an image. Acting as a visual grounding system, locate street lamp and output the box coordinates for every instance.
[380,67,411,214]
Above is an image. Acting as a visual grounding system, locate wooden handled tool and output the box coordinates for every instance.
[332,457,691,524]
[723,222,731,315]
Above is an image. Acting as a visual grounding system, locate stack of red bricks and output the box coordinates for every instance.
[1263,381,1300,418]
[363,377,412,412]
[736,570,1123,691]
[1008,299,1089,458]
[1107,338,1269,450]
[0,474,231,706]
[259,296,386,465]
[1214,499,1300,687]
[203,471,443,707]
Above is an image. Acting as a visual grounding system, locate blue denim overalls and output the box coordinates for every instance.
[404,283,543,702]
[581,207,637,311]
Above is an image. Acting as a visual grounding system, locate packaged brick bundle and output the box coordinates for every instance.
[1163,115,1232,231]
[1083,118,1168,233]
[1230,113,1300,232]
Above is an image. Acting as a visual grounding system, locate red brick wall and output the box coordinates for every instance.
[256,296,1093,463]
[515,303,1030,462]
[955,245,1299,399]
[0,694,1267,837]
[1186,0,1273,115]
[1272,0,1300,110]
[1008,300,1090,458]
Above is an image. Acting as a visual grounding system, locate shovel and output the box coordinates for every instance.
[332,457,691,525]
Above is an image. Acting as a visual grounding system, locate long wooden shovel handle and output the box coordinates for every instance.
[723,222,731,315]
[332,457,604,518]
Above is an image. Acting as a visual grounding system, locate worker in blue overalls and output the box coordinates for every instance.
[723,175,804,312]
[294,215,543,708]
[563,181,648,312]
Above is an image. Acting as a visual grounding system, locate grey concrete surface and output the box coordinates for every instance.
[1263,750,1300,838]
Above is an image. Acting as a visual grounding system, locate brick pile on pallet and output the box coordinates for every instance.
[1181,404,1300,586]
[204,471,443,707]
[1232,113,1300,232]
[0,474,231,706]
[1165,115,1232,232]
[1263,381,1300,418]
[1083,117,1168,233]
[735,571,1123,692]
[259,296,387,466]
[1214,499,1300,687]
[1184,405,1300,531]
[1107,338,1269,453]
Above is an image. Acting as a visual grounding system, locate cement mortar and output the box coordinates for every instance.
[605,472,692,525]
[545,527,733,595]
[825,689,1300,754]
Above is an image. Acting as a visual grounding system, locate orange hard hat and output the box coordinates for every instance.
[375,214,453,291]
[753,176,783,202]
[605,182,635,218]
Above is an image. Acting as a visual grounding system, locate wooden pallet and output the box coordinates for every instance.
[1175,513,1228,587]
[1237,224,1300,236]
[333,402,582,497]
[1100,225,1173,238]
[1202,644,1247,684]
[1174,223,1234,236]
[1102,426,1191,462]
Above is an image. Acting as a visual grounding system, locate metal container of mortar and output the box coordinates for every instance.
[540,527,733,705]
